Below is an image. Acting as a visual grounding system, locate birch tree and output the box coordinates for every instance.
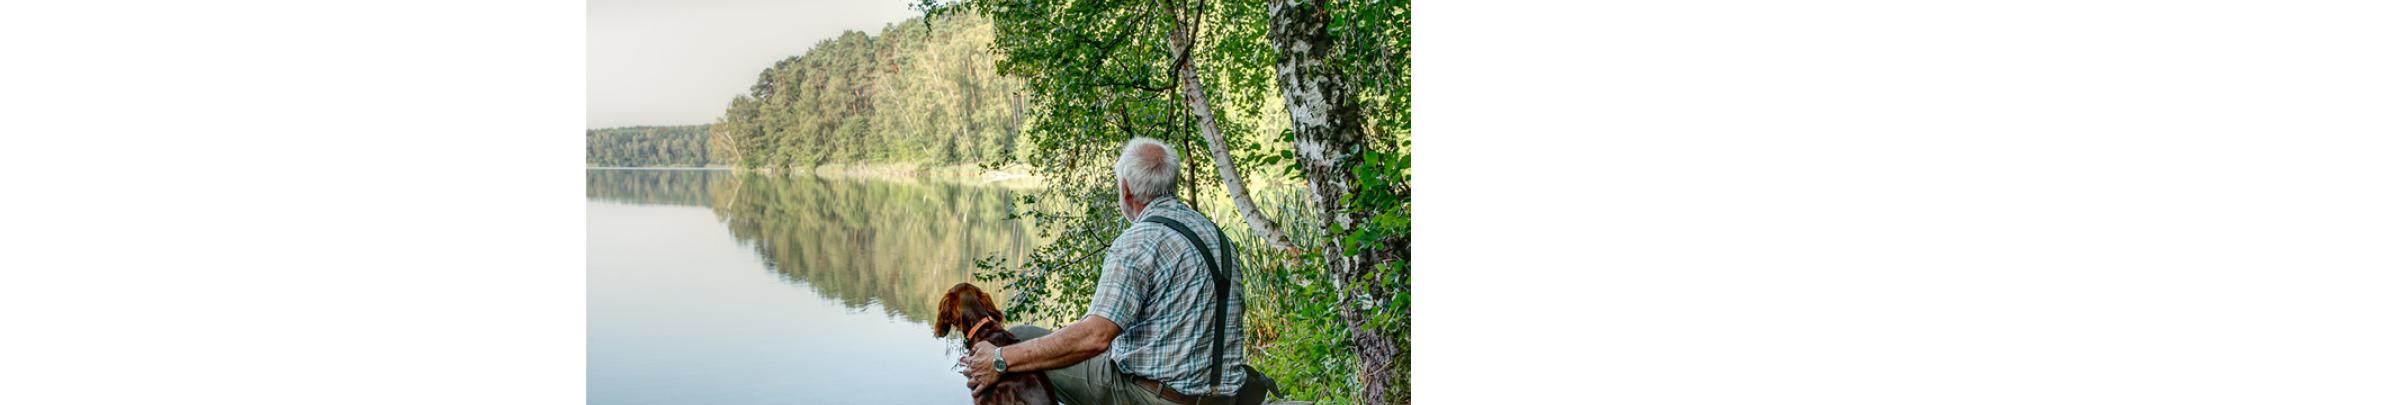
[1268,0,1412,402]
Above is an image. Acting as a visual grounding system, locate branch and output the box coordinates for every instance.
[1161,0,1301,253]
[1093,76,1173,92]
[1111,100,1141,139]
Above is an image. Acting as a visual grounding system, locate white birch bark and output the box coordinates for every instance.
[1165,11,1300,253]
[1268,0,1400,402]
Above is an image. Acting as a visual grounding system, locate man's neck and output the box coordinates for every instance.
[1135,195,1179,220]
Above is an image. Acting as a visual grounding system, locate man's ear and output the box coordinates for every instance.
[934,286,961,338]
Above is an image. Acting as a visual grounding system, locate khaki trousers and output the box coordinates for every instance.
[1008,325,1274,405]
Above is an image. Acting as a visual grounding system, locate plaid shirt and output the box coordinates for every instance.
[1088,196,1247,397]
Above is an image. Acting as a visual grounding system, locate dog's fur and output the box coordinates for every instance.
[936,283,1059,405]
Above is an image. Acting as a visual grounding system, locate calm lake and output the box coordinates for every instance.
[587,168,1036,404]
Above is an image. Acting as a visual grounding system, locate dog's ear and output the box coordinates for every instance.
[935,283,967,337]
[970,285,1003,324]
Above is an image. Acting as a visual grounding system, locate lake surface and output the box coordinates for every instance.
[588,169,1036,404]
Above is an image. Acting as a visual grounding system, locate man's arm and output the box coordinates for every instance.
[966,229,1146,392]
[961,315,1118,391]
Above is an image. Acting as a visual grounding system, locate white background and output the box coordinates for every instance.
[4,0,2397,403]
[3,0,584,403]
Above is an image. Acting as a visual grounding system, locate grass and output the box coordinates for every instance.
[1193,187,1395,404]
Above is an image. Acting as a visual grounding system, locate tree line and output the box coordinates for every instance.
[587,125,714,167]
[708,14,1028,170]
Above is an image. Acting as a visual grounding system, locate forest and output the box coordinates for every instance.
[585,125,713,167]
[707,14,1028,170]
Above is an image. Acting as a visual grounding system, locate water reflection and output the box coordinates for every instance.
[589,169,1036,324]
[586,168,719,206]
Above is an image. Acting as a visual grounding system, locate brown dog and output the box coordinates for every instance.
[935,282,1059,405]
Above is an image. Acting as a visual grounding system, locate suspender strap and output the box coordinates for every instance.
[1141,215,1234,395]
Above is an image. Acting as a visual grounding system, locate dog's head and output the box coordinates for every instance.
[935,282,1004,338]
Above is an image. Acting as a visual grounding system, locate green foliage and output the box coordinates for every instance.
[709,15,1027,170]
[915,0,1411,403]
[1332,0,1411,149]
[1337,144,1412,404]
[587,125,714,167]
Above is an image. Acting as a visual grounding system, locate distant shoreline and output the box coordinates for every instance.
[586,166,730,170]
[588,163,1042,185]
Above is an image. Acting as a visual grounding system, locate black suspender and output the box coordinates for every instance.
[1140,215,1235,394]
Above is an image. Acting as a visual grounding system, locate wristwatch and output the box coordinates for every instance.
[992,347,1009,373]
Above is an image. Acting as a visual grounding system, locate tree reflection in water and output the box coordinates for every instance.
[589,169,1037,325]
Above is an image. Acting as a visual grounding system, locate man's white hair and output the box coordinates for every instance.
[1113,137,1180,202]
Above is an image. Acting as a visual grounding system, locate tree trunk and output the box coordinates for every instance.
[1165,10,1300,253]
[1267,0,1399,403]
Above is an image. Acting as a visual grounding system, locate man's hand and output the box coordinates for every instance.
[960,341,1000,396]
[955,316,1121,396]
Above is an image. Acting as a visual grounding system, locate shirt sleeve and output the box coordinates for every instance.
[1086,230,1152,327]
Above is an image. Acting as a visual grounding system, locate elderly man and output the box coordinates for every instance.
[960,137,1269,405]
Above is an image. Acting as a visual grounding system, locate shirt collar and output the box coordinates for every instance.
[1135,195,1183,221]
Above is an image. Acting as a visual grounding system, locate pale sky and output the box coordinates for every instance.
[588,0,920,128]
